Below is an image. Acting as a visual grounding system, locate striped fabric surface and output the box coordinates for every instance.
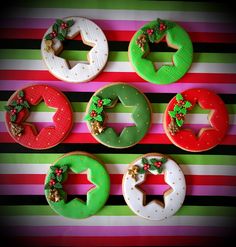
[0,0,236,246]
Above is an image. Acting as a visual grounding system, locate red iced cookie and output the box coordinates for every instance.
[5,85,73,149]
[163,88,229,152]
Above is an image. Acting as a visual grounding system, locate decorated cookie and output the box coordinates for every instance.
[163,89,229,152]
[128,18,193,84]
[41,17,108,83]
[44,152,110,219]
[4,85,73,149]
[85,83,152,148]
[123,153,186,220]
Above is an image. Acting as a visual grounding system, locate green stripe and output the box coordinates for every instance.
[1,50,235,63]
[13,0,223,12]
[0,153,235,165]
[1,102,236,114]
[0,205,235,217]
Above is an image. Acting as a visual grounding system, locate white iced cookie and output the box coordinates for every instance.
[122,153,186,220]
[41,17,108,83]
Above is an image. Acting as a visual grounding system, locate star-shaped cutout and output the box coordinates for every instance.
[64,169,95,204]
[57,33,94,69]
[136,172,173,207]
[145,37,178,71]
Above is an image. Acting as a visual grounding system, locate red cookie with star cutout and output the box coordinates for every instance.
[163,88,229,152]
[4,85,73,149]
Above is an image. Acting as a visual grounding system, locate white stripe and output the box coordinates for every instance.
[1,215,234,227]
[0,163,236,176]
[1,112,235,124]
[5,8,233,23]
[1,60,236,74]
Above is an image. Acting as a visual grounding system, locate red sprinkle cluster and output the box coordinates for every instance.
[97,99,103,107]
[90,110,97,118]
[49,179,56,186]
[176,113,184,120]
[159,22,166,31]
[143,163,150,170]
[146,29,154,35]
[60,22,68,29]
[154,161,162,168]
[50,31,57,38]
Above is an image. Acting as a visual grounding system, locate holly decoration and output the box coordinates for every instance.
[45,19,74,41]
[44,165,68,202]
[4,90,30,123]
[136,18,175,50]
[168,93,192,128]
[137,157,167,175]
[85,96,111,123]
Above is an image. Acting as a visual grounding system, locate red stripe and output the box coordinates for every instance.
[0,132,235,145]
[0,174,235,186]
[1,28,236,43]
[11,236,225,246]
[0,70,236,83]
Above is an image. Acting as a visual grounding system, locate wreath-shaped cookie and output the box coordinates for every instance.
[123,153,186,220]
[4,85,73,149]
[163,88,229,152]
[41,17,108,83]
[128,18,193,84]
[85,83,152,148]
[44,152,110,218]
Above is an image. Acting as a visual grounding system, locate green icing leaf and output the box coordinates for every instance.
[56,19,63,25]
[4,105,11,112]
[57,33,65,41]
[11,100,17,106]
[44,183,50,190]
[57,174,62,182]
[61,28,67,38]
[92,96,100,103]
[102,98,111,106]
[94,115,103,122]
[15,105,23,112]
[148,34,155,43]
[176,118,184,127]
[67,19,74,27]
[149,164,156,171]
[45,33,52,40]
[157,167,163,174]
[150,158,158,165]
[23,101,30,109]
[52,23,59,33]
[168,111,176,118]
[54,183,62,189]
[161,157,167,163]
[174,105,181,112]
[50,166,57,172]
[176,93,183,102]
[139,167,146,174]
[84,114,92,121]
[184,101,192,108]
[179,108,187,115]
[50,173,56,179]
[62,166,68,173]
[96,107,103,114]
[10,114,16,122]
[18,90,24,98]
[91,103,98,111]
[142,157,149,165]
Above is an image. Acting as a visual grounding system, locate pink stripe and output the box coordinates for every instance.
[1,80,236,94]
[4,226,233,237]
[1,185,236,196]
[1,123,236,135]
[1,18,236,33]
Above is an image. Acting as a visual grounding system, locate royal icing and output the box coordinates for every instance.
[85,83,152,148]
[163,89,229,152]
[123,153,186,220]
[4,85,73,149]
[41,17,108,83]
[128,18,193,84]
[44,152,110,219]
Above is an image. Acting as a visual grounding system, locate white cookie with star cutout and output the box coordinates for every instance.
[122,153,186,220]
[41,17,108,83]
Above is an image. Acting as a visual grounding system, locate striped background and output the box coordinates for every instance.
[0,0,236,246]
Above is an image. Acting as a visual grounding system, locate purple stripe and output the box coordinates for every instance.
[1,185,236,196]
[3,226,232,237]
[0,122,235,135]
[1,18,236,33]
[0,81,236,94]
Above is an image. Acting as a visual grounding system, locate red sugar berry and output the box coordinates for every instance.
[147,29,154,35]
[61,22,68,29]
[90,110,97,117]
[50,31,57,38]
[97,99,103,107]
[143,163,150,170]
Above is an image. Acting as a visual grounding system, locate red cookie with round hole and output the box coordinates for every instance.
[163,88,229,152]
[4,85,73,149]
